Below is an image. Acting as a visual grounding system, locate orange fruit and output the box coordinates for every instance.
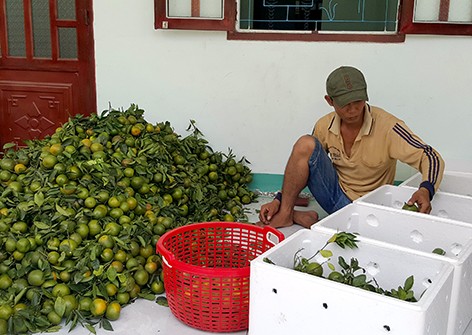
[93,204,108,219]
[108,196,121,208]
[14,163,27,174]
[101,248,114,262]
[78,297,92,311]
[105,301,121,321]
[63,294,78,317]
[123,167,135,178]
[98,235,114,248]
[90,298,107,317]
[0,274,12,290]
[49,143,63,156]
[90,142,104,153]
[131,125,142,137]
[52,283,70,297]
[0,305,13,321]
[80,138,92,147]
[151,280,165,294]
[110,260,124,273]
[208,171,218,181]
[105,283,118,296]
[27,270,45,287]
[116,292,130,305]
[41,154,58,169]
[87,220,101,237]
[0,158,15,171]
[114,250,128,263]
[47,310,62,325]
[133,269,149,286]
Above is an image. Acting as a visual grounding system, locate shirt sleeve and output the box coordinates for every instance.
[388,121,444,198]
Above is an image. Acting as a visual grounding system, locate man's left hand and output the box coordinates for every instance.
[407,187,432,214]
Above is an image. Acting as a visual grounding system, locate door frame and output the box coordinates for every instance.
[0,0,96,119]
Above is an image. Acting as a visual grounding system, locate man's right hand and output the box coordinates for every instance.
[258,199,280,225]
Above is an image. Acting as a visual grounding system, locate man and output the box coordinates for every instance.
[259,66,444,228]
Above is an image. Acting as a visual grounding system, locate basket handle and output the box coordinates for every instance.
[263,226,284,246]
[161,255,172,269]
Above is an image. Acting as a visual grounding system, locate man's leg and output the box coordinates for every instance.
[266,135,351,228]
[266,135,318,228]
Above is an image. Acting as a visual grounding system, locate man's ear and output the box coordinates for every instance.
[324,95,334,106]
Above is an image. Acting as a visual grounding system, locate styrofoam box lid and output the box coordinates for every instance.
[356,184,472,226]
[255,228,453,309]
[400,171,472,198]
[311,202,472,264]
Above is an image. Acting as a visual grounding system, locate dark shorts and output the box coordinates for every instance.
[306,137,352,214]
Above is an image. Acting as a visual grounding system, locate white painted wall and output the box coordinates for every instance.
[93,1,472,179]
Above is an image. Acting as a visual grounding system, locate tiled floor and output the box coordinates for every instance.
[45,195,472,335]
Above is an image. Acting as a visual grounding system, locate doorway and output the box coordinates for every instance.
[0,0,96,150]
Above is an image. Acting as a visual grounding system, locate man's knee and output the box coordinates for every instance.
[293,135,316,156]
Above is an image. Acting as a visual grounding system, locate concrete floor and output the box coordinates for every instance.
[44,195,472,335]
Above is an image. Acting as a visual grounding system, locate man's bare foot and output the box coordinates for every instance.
[255,210,318,229]
[293,210,318,228]
[256,210,294,228]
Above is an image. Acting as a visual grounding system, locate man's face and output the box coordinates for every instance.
[326,96,366,125]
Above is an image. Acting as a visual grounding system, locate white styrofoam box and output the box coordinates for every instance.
[248,229,454,335]
[356,184,472,227]
[400,171,472,198]
[312,202,472,335]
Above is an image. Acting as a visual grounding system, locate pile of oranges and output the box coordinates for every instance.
[0,104,255,334]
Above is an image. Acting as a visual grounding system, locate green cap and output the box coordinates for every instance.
[326,66,368,107]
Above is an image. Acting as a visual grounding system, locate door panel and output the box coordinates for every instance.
[0,0,95,150]
[0,69,79,146]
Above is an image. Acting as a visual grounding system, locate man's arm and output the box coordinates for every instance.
[389,121,445,209]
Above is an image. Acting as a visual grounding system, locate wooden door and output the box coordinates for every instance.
[0,0,96,150]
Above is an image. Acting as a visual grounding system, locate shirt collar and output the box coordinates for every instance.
[329,104,373,138]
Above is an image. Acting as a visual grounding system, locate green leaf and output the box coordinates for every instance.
[404,275,414,291]
[34,192,45,206]
[54,296,66,317]
[432,248,446,256]
[55,203,70,217]
[338,256,349,270]
[85,323,97,334]
[327,262,335,271]
[138,235,146,247]
[101,318,114,331]
[34,221,50,230]
[156,296,169,307]
[327,233,337,243]
[138,293,156,301]
[320,250,333,258]
[352,274,367,287]
[194,187,203,202]
[14,287,27,305]
[107,266,117,282]
[93,265,104,277]
[263,257,275,265]
[3,142,16,149]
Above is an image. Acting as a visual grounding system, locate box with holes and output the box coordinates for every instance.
[248,229,454,335]
[355,184,472,227]
[400,171,472,198]
[312,202,472,335]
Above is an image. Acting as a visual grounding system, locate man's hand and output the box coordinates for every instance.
[407,187,432,214]
[258,199,280,224]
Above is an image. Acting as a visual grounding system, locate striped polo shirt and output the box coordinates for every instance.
[313,104,444,201]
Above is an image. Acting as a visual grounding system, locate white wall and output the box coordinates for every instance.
[93,1,472,179]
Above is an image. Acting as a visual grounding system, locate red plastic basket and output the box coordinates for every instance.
[156,222,284,332]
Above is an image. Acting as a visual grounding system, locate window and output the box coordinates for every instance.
[400,0,472,35]
[238,0,398,33]
[154,0,472,41]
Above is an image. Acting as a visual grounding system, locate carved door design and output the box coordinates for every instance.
[0,0,96,150]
